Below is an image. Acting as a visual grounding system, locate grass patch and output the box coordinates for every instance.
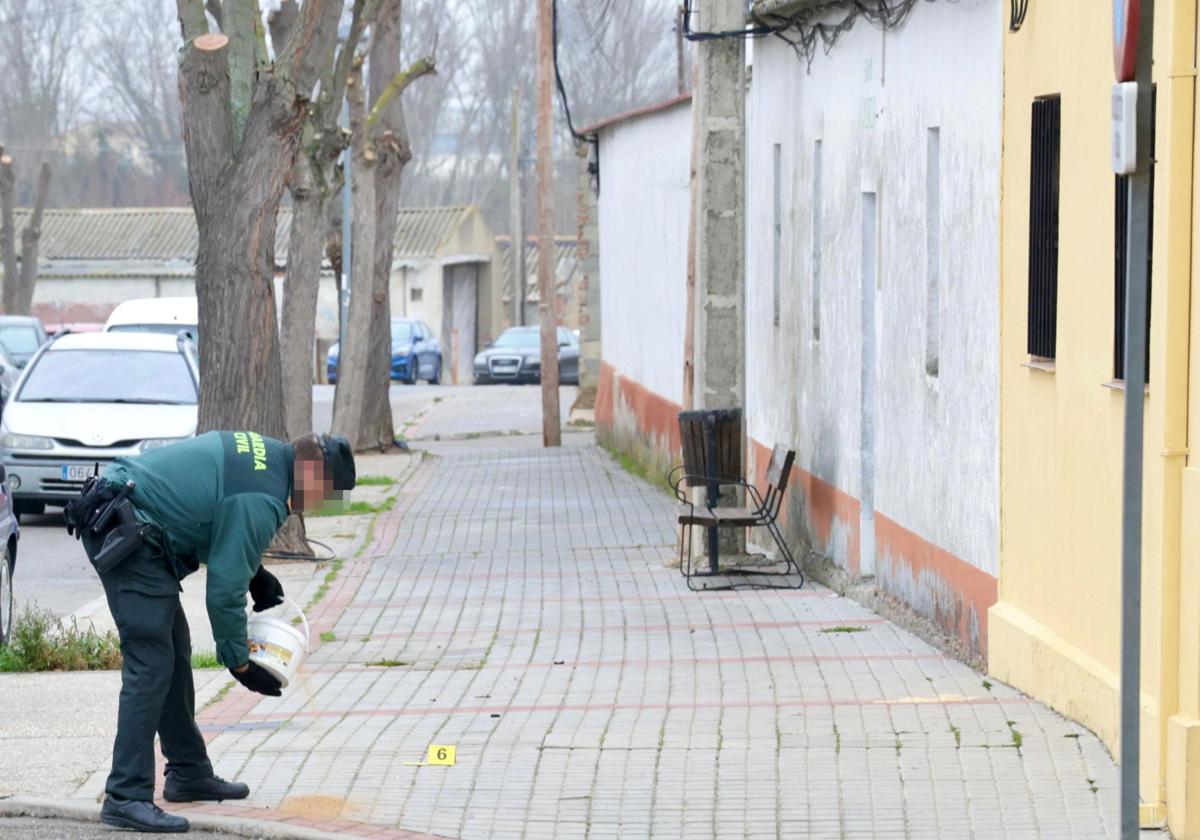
[982,679,993,692]
[190,650,221,669]
[366,658,411,668]
[307,496,398,518]
[950,723,962,749]
[305,558,345,612]
[1007,720,1023,752]
[319,631,336,643]
[356,475,396,486]
[0,606,122,672]
[819,626,868,634]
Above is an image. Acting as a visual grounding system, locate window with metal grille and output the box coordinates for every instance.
[1027,95,1061,359]
[1114,90,1155,382]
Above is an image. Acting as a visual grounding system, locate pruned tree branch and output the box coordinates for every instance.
[177,33,235,214]
[277,0,346,96]
[266,0,299,56]
[17,161,51,314]
[177,0,210,40]
[227,0,264,142]
[366,56,436,134]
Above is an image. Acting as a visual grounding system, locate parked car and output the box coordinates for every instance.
[473,326,580,385]
[0,315,48,369]
[0,343,20,405]
[0,470,19,646]
[327,318,441,385]
[0,332,199,519]
[45,322,105,335]
[104,297,199,345]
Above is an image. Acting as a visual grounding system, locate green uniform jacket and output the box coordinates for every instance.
[104,431,294,668]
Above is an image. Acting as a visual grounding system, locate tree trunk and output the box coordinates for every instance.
[280,152,326,438]
[16,161,51,315]
[0,151,17,315]
[175,0,346,556]
[359,0,406,452]
[331,62,378,448]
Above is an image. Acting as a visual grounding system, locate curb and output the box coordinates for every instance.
[0,797,359,839]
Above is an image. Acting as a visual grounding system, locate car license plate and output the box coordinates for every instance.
[62,464,93,482]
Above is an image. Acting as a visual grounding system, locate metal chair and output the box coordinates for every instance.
[671,439,805,592]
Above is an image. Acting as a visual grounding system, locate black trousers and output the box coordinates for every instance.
[85,537,213,801]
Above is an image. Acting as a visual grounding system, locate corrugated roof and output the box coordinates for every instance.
[495,236,579,302]
[5,205,477,265]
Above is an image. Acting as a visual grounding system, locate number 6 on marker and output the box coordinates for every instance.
[427,745,456,765]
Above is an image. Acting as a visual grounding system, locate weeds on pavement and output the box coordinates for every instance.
[0,606,122,672]
[190,651,221,669]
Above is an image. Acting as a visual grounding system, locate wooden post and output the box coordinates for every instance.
[535,0,561,447]
[510,85,526,328]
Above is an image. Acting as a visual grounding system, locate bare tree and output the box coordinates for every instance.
[331,15,434,451]
[174,0,342,436]
[359,0,429,449]
[0,148,51,314]
[91,0,189,202]
[0,0,82,203]
[277,0,362,439]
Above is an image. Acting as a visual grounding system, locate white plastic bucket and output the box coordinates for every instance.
[246,598,310,689]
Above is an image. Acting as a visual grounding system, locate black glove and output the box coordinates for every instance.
[248,566,284,613]
[230,661,282,697]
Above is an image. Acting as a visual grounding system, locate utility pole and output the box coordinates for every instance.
[676,5,687,96]
[510,85,526,328]
[1115,0,1153,834]
[692,0,745,559]
[535,0,561,447]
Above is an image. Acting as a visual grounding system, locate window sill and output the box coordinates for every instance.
[1102,380,1150,394]
[1021,359,1056,373]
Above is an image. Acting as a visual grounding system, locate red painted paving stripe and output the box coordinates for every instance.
[170,802,451,840]
[332,616,890,643]
[302,651,947,674]
[352,589,827,609]
[220,693,1029,725]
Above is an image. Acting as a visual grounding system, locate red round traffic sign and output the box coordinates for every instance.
[1114,0,1140,82]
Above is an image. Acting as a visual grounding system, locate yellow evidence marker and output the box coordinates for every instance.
[427,745,456,766]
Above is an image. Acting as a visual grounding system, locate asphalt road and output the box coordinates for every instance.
[12,510,97,618]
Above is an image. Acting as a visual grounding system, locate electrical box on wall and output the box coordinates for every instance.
[1112,82,1137,175]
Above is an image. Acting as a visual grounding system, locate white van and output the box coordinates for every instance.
[104,297,199,343]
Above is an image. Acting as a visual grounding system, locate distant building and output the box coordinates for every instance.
[4,205,504,383]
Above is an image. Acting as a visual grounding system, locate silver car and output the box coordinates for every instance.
[0,465,19,645]
[0,331,199,519]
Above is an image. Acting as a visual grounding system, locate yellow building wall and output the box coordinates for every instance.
[990,0,1197,831]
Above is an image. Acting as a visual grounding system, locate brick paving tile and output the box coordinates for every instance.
[182,434,1119,839]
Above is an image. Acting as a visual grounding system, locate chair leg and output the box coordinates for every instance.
[766,519,803,589]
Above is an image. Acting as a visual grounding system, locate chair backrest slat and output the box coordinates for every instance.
[766,445,795,493]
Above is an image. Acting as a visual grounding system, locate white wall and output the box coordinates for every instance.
[745,1,1001,576]
[598,101,692,406]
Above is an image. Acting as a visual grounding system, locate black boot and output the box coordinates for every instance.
[100,797,189,833]
[163,772,250,803]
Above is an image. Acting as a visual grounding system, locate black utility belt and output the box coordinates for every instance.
[65,477,147,574]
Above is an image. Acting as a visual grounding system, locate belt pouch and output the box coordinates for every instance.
[92,522,144,575]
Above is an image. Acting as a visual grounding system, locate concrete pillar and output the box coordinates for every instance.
[692,0,745,561]
[576,141,601,392]
[693,0,745,414]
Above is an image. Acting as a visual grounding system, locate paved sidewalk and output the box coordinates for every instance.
[185,436,1120,840]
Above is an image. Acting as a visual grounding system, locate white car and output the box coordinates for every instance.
[0,332,199,519]
[104,297,199,344]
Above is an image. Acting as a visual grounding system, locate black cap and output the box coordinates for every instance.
[320,434,356,491]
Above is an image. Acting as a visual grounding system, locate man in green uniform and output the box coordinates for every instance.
[67,431,355,833]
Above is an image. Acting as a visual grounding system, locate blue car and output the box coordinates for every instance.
[327,318,442,385]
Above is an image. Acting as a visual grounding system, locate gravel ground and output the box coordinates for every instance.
[0,815,242,838]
